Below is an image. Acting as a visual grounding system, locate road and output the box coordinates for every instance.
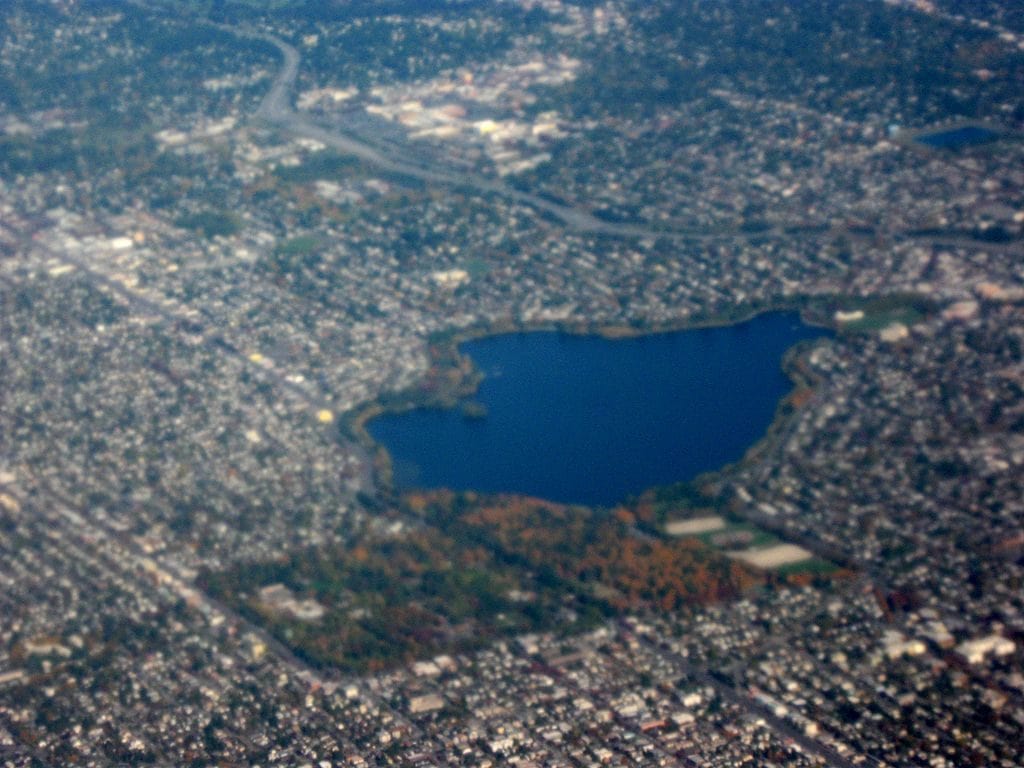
[0,477,440,764]
[243,30,815,244]
[121,0,1023,260]
[251,31,648,235]
[12,235,375,493]
[246,28,1024,266]
[621,621,868,768]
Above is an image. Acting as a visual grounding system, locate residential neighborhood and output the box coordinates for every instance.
[0,0,1022,764]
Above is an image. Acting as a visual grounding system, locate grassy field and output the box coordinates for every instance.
[829,294,934,333]
[840,307,924,332]
[665,515,839,576]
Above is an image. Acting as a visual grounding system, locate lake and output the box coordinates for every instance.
[368,312,831,507]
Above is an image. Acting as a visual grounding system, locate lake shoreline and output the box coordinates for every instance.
[345,298,837,503]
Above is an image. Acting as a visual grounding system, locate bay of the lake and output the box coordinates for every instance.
[368,311,831,507]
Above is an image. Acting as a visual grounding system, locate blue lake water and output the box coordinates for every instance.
[368,312,831,507]
[915,125,999,149]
